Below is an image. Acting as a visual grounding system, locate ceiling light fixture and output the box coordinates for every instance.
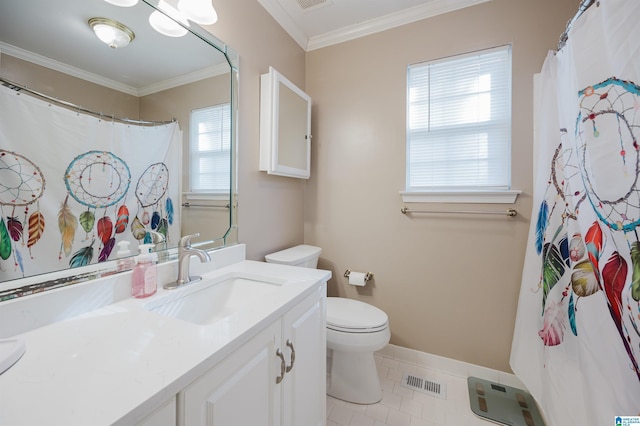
[104,0,139,6]
[89,17,135,48]
[178,0,218,25]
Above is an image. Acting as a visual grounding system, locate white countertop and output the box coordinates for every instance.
[0,246,330,426]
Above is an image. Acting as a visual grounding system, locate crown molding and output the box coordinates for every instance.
[1,42,229,97]
[308,0,491,50]
[257,0,311,50]
[0,42,138,96]
[256,0,492,52]
[137,62,230,96]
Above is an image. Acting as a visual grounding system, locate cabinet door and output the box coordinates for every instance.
[259,66,312,179]
[282,285,327,426]
[136,397,176,426]
[180,321,282,426]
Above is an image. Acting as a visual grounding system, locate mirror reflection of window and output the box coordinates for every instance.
[189,103,231,193]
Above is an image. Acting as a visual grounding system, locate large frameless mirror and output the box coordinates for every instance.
[0,0,237,298]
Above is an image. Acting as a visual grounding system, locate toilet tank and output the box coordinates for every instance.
[264,245,322,268]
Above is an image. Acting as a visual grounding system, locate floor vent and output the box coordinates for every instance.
[401,373,447,399]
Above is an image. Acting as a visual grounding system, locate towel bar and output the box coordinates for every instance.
[401,206,517,217]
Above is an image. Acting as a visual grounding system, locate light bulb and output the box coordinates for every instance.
[149,1,189,37]
[178,0,218,25]
[105,0,139,6]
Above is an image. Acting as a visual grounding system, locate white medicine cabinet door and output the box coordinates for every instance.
[260,66,312,179]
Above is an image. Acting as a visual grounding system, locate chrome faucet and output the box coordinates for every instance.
[164,233,211,290]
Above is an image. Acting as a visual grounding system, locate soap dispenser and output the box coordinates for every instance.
[132,243,157,298]
[116,241,135,272]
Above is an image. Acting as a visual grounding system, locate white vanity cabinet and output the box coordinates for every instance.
[180,320,280,425]
[179,285,326,426]
[136,397,176,426]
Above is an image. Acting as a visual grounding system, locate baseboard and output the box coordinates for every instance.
[375,343,526,391]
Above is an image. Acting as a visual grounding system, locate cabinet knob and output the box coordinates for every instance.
[285,340,296,373]
[275,348,286,384]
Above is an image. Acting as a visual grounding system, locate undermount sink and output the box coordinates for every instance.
[144,273,286,326]
[0,339,26,375]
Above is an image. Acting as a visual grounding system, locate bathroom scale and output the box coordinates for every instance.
[467,377,545,426]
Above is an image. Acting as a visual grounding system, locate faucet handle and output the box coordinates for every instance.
[180,233,200,248]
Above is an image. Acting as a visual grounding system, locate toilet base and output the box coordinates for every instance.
[327,349,382,404]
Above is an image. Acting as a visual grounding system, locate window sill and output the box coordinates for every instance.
[400,190,521,204]
[184,192,230,202]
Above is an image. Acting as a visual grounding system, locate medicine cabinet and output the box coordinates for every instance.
[259,67,312,179]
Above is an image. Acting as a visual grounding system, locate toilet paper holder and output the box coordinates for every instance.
[343,269,373,282]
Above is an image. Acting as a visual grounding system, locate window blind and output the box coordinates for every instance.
[189,103,231,193]
[407,45,512,191]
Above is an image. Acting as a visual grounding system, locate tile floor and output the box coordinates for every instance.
[326,354,495,426]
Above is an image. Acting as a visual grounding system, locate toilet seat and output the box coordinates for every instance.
[327,323,388,333]
[326,297,388,333]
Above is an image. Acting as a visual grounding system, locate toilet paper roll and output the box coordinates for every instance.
[348,271,367,286]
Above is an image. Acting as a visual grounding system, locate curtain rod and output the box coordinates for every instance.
[557,0,597,51]
[0,76,175,127]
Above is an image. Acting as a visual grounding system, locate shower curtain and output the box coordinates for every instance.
[510,1,640,424]
[0,84,181,282]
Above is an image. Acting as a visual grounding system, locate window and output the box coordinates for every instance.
[405,45,513,200]
[189,103,231,193]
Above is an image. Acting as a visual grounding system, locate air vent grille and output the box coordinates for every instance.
[401,373,447,399]
[296,0,330,11]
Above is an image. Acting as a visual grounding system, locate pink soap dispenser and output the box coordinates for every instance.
[131,243,157,298]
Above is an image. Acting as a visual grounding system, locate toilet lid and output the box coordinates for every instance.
[326,297,388,332]
[264,245,321,265]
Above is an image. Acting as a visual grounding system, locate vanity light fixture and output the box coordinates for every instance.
[178,0,218,25]
[104,0,139,6]
[149,0,189,37]
[89,17,135,48]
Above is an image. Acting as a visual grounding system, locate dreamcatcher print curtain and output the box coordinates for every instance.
[510,1,640,424]
[0,84,181,281]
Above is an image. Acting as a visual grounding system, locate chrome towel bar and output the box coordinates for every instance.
[401,206,517,217]
[181,203,230,209]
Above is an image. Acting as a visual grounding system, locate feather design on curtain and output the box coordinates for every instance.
[0,84,181,279]
[0,218,11,261]
[511,1,640,424]
[57,195,77,258]
[0,150,46,273]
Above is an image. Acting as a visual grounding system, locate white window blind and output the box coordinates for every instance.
[189,103,231,193]
[406,45,512,192]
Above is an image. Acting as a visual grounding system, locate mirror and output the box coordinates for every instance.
[0,0,237,296]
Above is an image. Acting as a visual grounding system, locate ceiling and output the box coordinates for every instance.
[257,0,491,51]
[0,0,489,93]
[0,0,231,95]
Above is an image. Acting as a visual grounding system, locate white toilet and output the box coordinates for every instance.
[265,245,390,404]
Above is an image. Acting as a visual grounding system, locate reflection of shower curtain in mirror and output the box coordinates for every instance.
[0,84,181,281]
[510,1,640,424]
